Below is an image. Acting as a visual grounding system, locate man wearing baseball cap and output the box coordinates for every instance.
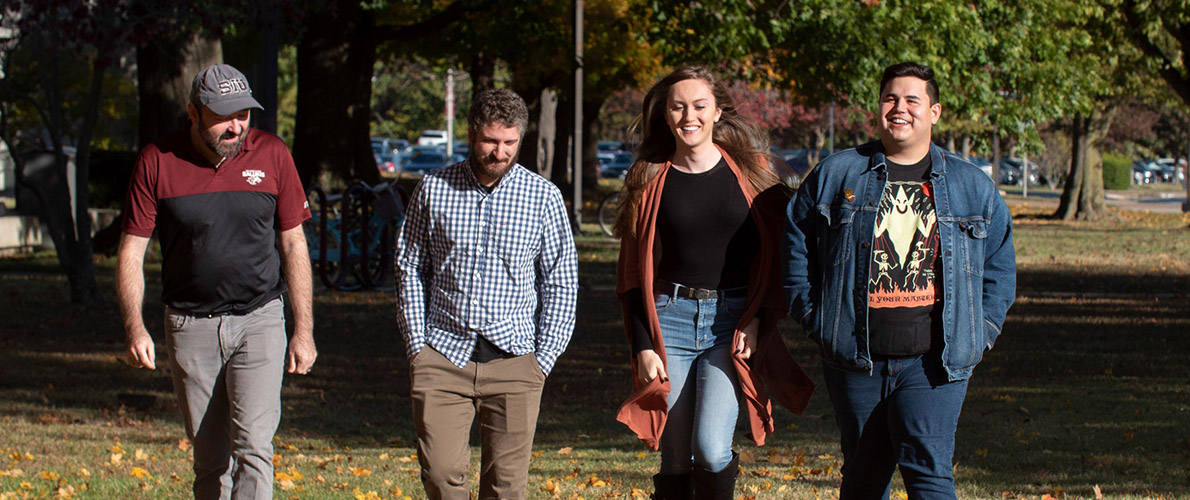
[117,63,317,500]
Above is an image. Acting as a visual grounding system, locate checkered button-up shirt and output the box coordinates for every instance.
[396,161,578,375]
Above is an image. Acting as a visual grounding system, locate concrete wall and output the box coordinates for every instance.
[0,208,120,254]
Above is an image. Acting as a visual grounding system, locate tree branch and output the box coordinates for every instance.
[1121,0,1190,106]
[370,1,471,45]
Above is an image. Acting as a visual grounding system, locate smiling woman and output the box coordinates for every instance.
[611,65,811,500]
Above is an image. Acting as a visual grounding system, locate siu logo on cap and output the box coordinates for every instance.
[243,169,266,185]
[218,78,251,95]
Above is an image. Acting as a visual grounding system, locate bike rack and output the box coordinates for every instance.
[305,181,407,291]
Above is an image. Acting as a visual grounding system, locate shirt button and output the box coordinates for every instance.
[861,242,870,249]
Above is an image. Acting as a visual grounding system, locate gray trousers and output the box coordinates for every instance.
[410,346,546,500]
[165,298,287,500]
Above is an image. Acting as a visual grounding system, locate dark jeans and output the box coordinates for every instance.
[823,352,969,500]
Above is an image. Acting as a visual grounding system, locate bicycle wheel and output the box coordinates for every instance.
[597,191,623,238]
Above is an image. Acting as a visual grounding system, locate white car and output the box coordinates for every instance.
[417,130,448,147]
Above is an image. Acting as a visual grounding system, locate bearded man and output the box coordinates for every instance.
[118,63,316,500]
[395,88,577,500]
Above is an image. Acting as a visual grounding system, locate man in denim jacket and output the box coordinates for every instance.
[782,62,1015,499]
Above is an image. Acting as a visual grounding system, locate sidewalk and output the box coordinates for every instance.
[1003,186,1188,214]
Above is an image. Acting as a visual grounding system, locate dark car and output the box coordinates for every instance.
[601,152,634,178]
[402,151,450,174]
[999,157,1040,186]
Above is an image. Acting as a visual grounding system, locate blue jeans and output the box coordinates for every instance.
[823,352,969,500]
[655,292,744,474]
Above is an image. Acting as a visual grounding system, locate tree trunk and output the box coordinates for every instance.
[550,91,574,191]
[1055,104,1117,220]
[294,2,380,190]
[26,35,104,303]
[945,131,955,152]
[582,94,605,188]
[1056,116,1086,220]
[961,134,972,158]
[536,88,558,178]
[136,32,222,148]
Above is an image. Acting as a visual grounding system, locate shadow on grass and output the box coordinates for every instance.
[1,261,1188,498]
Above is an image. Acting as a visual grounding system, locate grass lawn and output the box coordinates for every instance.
[0,200,1188,499]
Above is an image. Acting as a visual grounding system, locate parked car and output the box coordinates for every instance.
[601,152,635,178]
[598,140,624,153]
[417,130,449,147]
[597,152,615,170]
[371,137,408,156]
[375,153,397,174]
[1153,158,1185,183]
[783,149,832,176]
[403,150,450,174]
[966,156,994,179]
[999,157,1040,186]
[1132,160,1159,184]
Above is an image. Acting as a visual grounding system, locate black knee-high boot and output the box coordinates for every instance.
[652,472,693,500]
[692,452,738,500]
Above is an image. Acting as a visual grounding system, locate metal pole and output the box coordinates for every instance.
[446,69,455,157]
[572,0,583,231]
[1022,151,1029,198]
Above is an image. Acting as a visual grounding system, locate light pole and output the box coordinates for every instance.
[571,0,583,231]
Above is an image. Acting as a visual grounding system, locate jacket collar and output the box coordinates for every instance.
[867,140,948,178]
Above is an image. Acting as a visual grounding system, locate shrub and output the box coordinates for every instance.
[1102,152,1131,190]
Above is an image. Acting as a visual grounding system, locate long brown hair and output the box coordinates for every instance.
[613,66,778,239]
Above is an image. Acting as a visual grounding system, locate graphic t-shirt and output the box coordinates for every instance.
[867,156,942,356]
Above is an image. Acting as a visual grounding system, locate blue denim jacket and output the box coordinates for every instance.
[782,142,1016,381]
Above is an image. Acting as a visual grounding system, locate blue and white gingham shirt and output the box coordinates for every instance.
[395,161,578,375]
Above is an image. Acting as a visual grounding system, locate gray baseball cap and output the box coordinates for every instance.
[190,64,264,115]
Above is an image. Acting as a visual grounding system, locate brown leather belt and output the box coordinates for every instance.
[655,279,747,300]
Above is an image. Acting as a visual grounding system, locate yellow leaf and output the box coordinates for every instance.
[893,492,908,500]
[109,453,123,465]
[19,481,32,489]
[634,451,647,460]
[178,439,192,451]
[0,469,23,477]
[130,467,152,481]
[379,453,390,460]
[278,479,296,491]
[557,447,573,455]
[109,445,125,455]
[350,467,372,477]
[40,470,59,481]
[135,449,148,461]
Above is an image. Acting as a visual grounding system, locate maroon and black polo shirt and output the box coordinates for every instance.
[123,127,310,315]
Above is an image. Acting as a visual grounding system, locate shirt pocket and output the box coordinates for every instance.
[818,203,859,266]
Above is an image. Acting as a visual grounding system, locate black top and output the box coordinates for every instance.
[628,158,758,351]
[867,155,942,356]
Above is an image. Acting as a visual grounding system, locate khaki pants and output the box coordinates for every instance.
[410,346,546,500]
[165,298,287,500]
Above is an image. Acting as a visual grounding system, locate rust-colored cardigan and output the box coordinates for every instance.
[614,146,815,449]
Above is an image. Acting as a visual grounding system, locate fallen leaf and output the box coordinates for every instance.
[1093,485,1103,499]
[557,447,573,455]
[350,467,372,477]
[178,439,192,451]
[129,467,152,481]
